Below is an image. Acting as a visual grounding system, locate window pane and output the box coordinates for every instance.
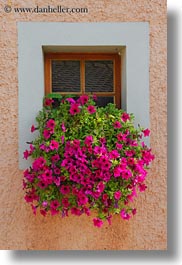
[85,61,113,92]
[52,60,80,92]
[96,97,114,107]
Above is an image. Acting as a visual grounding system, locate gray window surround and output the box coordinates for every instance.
[18,22,149,170]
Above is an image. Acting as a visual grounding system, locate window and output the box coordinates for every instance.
[44,53,121,108]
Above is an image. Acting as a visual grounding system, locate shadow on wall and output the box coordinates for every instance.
[8,10,179,260]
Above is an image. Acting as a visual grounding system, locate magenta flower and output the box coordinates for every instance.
[46,119,55,130]
[40,209,47,217]
[71,207,82,216]
[51,154,60,163]
[23,150,29,160]
[84,135,93,146]
[77,194,88,206]
[79,94,89,105]
[93,218,104,228]
[120,209,131,220]
[116,142,123,150]
[69,103,80,115]
[125,150,135,157]
[43,129,51,140]
[42,201,48,207]
[60,185,70,195]
[50,140,59,151]
[31,125,36,133]
[143,128,150,137]
[66,98,76,104]
[121,169,132,180]
[121,113,130,122]
[50,200,60,209]
[97,182,105,193]
[31,204,37,215]
[87,105,96,114]
[61,122,66,132]
[114,191,122,200]
[113,121,122,129]
[44,98,54,107]
[62,198,70,208]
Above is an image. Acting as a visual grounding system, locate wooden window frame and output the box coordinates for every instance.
[44,53,121,108]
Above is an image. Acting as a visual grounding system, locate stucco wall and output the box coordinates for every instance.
[0,0,167,250]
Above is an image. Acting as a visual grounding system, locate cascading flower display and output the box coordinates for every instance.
[23,94,154,227]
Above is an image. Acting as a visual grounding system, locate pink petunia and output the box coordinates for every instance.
[42,201,48,207]
[50,140,59,151]
[116,142,123,150]
[44,98,54,107]
[66,98,76,104]
[31,125,36,133]
[46,119,55,130]
[71,207,82,216]
[69,103,80,115]
[93,218,104,228]
[114,191,122,200]
[143,128,150,137]
[31,204,37,215]
[23,150,29,160]
[113,121,122,129]
[60,185,70,195]
[87,105,96,114]
[121,113,130,122]
[40,209,47,217]
[61,122,66,132]
[84,135,93,146]
[62,198,70,208]
[120,209,131,220]
[51,154,60,163]
[79,94,89,105]
[50,200,60,209]
[43,129,51,140]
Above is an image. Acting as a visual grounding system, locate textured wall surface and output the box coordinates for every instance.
[0,0,167,250]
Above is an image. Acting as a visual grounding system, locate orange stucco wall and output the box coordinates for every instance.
[0,0,167,250]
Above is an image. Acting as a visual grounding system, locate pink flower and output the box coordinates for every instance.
[132,208,137,215]
[62,198,70,208]
[125,150,135,157]
[54,177,61,186]
[79,94,89,105]
[97,182,105,193]
[121,169,132,180]
[23,150,29,160]
[114,191,122,200]
[66,98,76,104]
[100,137,106,145]
[121,113,130,122]
[69,103,80,115]
[46,119,55,130]
[60,185,70,195]
[92,94,97,101]
[40,209,47,217]
[42,201,48,207]
[84,135,93,145]
[50,140,59,151]
[24,194,34,203]
[120,209,131,220]
[61,135,64,144]
[51,154,60,163]
[31,204,37,215]
[77,194,88,205]
[61,123,66,132]
[93,218,104,228]
[31,125,36,133]
[113,121,122,129]
[44,98,54,106]
[87,105,96,114]
[116,142,123,150]
[50,200,60,209]
[142,128,150,137]
[43,129,51,140]
[71,207,82,216]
